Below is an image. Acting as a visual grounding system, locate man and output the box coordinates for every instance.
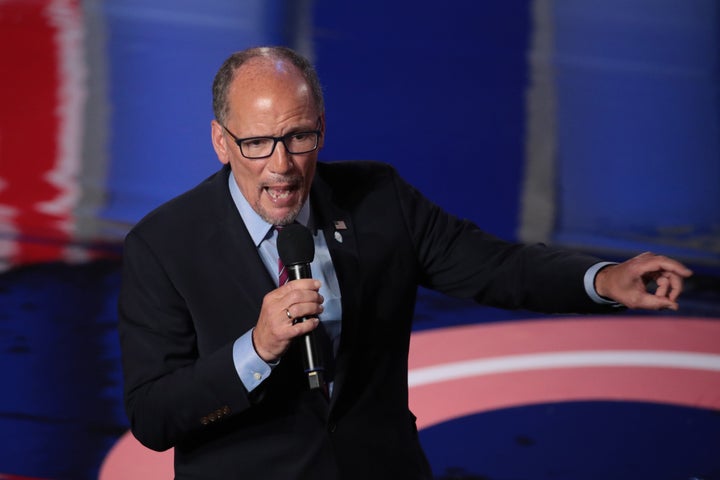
[118,46,692,479]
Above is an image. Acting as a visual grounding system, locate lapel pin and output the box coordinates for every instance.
[334,231,343,243]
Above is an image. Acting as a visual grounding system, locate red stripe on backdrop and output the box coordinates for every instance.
[0,0,82,267]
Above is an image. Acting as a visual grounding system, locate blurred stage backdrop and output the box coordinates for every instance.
[1,0,719,479]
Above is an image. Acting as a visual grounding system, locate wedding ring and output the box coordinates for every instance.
[285,308,293,319]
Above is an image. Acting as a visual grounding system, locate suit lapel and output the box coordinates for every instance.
[207,166,276,320]
[310,174,361,408]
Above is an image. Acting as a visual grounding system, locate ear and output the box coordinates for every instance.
[211,119,230,165]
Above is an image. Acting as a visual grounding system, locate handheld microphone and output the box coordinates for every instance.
[277,223,326,393]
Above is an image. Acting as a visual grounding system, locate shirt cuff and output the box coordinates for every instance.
[232,329,276,392]
[584,261,622,305]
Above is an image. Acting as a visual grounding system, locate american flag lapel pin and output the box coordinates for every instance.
[333,220,347,243]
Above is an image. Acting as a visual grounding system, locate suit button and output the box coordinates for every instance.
[222,405,231,415]
[208,413,217,422]
[200,416,209,426]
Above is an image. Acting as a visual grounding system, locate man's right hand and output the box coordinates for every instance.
[252,279,324,362]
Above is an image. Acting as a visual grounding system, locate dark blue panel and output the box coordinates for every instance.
[312,0,531,241]
[0,261,125,480]
[421,401,720,479]
[553,0,720,265]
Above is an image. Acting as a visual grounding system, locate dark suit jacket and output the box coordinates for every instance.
[119,161,611,479]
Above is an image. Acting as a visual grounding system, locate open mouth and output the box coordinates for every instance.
[265,186,293,199]
[264,184,299,203]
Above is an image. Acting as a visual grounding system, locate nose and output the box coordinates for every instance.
[267,140,293,174]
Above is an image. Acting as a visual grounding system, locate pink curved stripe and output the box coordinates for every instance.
[408,317,720,367]
[98,433,173,480]
[410,366,720,430]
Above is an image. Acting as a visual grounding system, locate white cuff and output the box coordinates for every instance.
[232,329,276,392]
[584,261,622,305]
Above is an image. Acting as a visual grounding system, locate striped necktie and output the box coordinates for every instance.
[275,226,289,285]
[278,258,289,286]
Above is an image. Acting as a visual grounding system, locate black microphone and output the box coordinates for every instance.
[277,223,326,393]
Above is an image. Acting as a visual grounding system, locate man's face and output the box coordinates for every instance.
[211,58,324,226]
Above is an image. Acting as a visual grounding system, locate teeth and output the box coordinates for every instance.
[267,188,292,200]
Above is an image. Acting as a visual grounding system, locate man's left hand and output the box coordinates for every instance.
[594,252,693,310]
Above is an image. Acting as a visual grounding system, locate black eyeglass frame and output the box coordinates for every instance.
[221,119,323,160]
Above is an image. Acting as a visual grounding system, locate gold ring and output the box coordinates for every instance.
[285,308,292,319]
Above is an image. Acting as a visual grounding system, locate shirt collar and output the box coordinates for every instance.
[227,170,311,247]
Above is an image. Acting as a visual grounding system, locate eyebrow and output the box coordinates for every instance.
[249,122,320,138]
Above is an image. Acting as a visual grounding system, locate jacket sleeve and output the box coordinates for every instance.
[118,229,252,451]
[390,167,615,314]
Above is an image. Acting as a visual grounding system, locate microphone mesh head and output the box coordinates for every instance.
[277,223,315,266]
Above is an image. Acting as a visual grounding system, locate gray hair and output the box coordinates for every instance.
[212,46,325,124]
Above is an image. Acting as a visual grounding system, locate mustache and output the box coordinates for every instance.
[262,174,303,187]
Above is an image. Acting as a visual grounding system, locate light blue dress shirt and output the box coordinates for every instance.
[228,173,342,392]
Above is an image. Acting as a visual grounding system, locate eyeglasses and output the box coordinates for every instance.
[221,120,322,159]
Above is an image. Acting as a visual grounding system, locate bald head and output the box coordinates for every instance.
[212,47,324,125]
